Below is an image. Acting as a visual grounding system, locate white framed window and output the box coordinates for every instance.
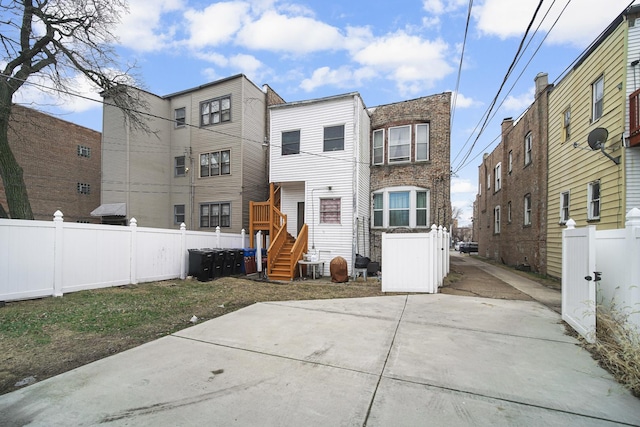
[494,206,501,234]
[282,130,300,155]
[373,129,384,165]
[373,193,383,226]
[524,194,532,226]
[175,107,186,127]
[524,132,532,165]
[560,191,570,224]
[494,162,502,191]
[563,108,571,142]
[200,96,231,126]
[174,204,185,224]
[588,180,600,220]
[320,198,341,224]
[323,125,344,152]
[388,125,411,163]
[371,187,430,228]
[508,151,513,173]
[200,202,231,228]
[200,150,230,177]
[507,201,512,223]
[77,183,91,194]
[592,75,604,122]
[175,156,185,177]
[415,123,429,161]
[77,145,91,158]
[487,173,491,190]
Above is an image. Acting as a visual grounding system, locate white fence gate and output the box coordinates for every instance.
[381,225,449,293]
[562,208,640,342]
[562,221,596,343]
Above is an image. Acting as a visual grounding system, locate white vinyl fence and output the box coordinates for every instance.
[0,211,248,302]
[562,208,640,340]
[381,225,450,293]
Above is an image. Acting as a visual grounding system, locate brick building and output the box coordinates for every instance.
[368,92,452,262]
[474,73,550,273]
[0,105,101,222]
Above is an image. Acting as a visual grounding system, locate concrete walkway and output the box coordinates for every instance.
[1,259,639,426]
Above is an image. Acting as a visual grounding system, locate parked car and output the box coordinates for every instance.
[459,242,478,254]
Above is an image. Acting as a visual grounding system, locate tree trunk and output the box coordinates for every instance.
[0,92,34,219]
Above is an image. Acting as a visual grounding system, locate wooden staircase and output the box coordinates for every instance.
[249,183,308,281]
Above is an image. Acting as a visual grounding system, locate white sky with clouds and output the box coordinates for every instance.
[13,0,639,226]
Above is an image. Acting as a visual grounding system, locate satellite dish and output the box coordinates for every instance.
[586,127,620,165]
[587,127,608,150]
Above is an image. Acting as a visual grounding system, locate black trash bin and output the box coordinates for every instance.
[188,249,213,282]
[222,250,234,276]
[210,249,224,279]
[232,249,244,274]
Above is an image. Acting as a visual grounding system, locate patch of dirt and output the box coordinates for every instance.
[440,256,534,301]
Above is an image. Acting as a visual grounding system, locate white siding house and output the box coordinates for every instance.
[269,93,370,273]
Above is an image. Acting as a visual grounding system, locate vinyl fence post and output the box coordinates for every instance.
[241,228,246,248]
[216,226,221,248]
[625,208,640,330]
[130,218,138,285]
[53,210,64,297]
[180,223,187,279]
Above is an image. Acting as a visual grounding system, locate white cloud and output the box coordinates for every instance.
[452,91,481,109]
[117,0,183,52]
[474,0,634,48]
[185,2,251,48]
[235,10,344,54]
[14,73,102,114]
[451,177,476,194]
[423,0,468,15]
[502,86,534,113]
[300,66,376,92]
[353,32,454,95]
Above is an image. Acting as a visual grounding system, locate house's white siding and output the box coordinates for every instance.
[270,94,370,271]
[627,17,640,211]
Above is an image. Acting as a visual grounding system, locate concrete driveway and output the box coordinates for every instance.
[1,256,639,426]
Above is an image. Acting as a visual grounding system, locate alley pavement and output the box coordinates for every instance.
[1,253,639,426]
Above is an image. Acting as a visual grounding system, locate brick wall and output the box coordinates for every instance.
[475,74,549,273]
[0,105,101,222]
[368,92,452,262]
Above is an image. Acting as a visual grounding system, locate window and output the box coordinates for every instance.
[77,145,91,158]
[323,125,344,151]
[508,151,513,173]
[389,191,410,226]
[494,206,501,234]
[77,183,90,194]
[200,150,230,177]
[494,163,502,191]
[320,198,341,224]
[175,156,186,177]
[416,191,428,226]
[524,194,532,226]
[372,188,429,228]
[200,96,231,126]
[388,125,411,162]
[282,130,300,155]
[174,204,185,224]
[592,76,604,122]
[560,191,570,224]
[507,201,512,223]
[373,193,383,226]
[563,108,571,142]
[416,123,429,161]
[588,180,600,220]
[524,132,532,165]
[200,202,231,228]
[487,173,491,190]
[373,129,384,165]
[175,107,186,127]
